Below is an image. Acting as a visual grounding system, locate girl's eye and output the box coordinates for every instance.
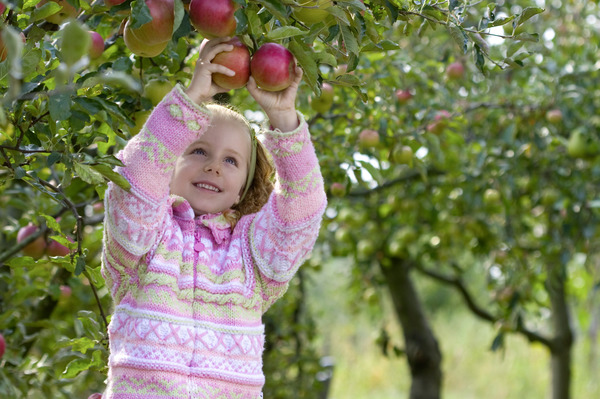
[192,148,206,156]
[225,157,238,166]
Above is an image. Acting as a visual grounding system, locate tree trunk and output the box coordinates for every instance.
[379,259,442,399]
[547,264,574,399]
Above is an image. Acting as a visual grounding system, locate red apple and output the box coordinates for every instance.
[395,89,412,104]
[87,394,103,399]
[47,236,74,257]
[189,0,237,39]
[0,29,6,62]
[36,0,79,25]
[88,31,104,59]
[0,333,5,359]
[446,61,465,80]
[292,0,333,25]
[17,224,47,259]
[0,3,6,14]
[426,110,451,135]
[210,37,250,90]
[123,0,174,57]
[60,284,72,298]
[310,83,334,113]
[330,182,345,197]
[358,129,379,148]
[250,43,296,92]
[105,0,127,6]
[546,109,563,124]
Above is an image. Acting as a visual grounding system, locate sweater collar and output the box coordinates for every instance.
[169,195,232,244]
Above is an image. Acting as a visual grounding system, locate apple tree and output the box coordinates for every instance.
[0,0,554,398]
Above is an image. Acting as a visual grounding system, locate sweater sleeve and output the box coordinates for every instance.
[248,113,327,312]
[102,85,211,300]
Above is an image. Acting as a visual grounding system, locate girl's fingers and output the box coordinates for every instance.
[207,64,235,76]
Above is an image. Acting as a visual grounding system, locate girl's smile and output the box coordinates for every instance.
[170,119,251,215]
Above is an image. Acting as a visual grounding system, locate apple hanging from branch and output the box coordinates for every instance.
[310,83,334,113]
[189,0,237,38]
[17,224,47,259]
[123,0,174,57]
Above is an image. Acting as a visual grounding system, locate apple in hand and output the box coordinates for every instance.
[17,224,47,259]
[189,0,237,38]
[87,394,103,399]
[210,37,250,90]
[358,129,380,148]
[36,0,79,25]
[250,43,297,92]
[395,89,412,104]
[446,61,465,80]
[292,0,333,25]
[144,78,174,105]
[310,83,334,113]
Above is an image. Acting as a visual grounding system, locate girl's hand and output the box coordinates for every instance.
[247,66,303,132]
[185,37,236,104]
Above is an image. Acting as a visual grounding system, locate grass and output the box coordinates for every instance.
[305,260,600,399]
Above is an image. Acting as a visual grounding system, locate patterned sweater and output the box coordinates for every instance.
[101,85,326,398]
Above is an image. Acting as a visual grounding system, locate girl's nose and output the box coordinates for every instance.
[204,161,221,175]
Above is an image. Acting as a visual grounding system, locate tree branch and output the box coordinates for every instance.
[414,263,554,348]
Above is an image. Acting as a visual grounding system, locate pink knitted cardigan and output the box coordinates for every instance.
[101,85,326,398]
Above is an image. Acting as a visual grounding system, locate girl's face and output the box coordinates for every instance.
[170,120,251,216]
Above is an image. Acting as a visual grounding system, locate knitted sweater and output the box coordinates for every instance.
[101,85,326,399]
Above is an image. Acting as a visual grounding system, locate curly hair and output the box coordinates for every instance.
[204,104,275,228]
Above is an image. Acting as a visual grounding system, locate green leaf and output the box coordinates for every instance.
[246,6,262,37]
[172,0,185,35]
[6,256,39,268]
[340,25,359,56]
[327,6,350,26]
[489,15,515,27]
[32,2,62,22]
[61,357,90,379]
[74,162,104,185]
[47,152,62,167]
[258,0,288,22]
[266,26,308,40]
[60,20,91,66]
[49,92,72,121]
[92,164,131,191]
[361,39,400,52]
[516,7,544,27]
[314,51,337,67]
[130,0,153,30]
[448,25,468,54]
[40,214,62,234]
[514,33,539,42]
[81,70,143,93]
[289,40,319,94]
[75,255,86,276]
[234,8,248,35]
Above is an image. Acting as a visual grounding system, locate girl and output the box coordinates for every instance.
[101,37,327,398]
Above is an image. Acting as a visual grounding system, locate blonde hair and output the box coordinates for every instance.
[204,103,275,227]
